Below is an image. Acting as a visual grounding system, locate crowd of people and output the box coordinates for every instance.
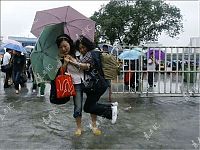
[1,48,27,94]
[124,52,157,91]
[1,48,45,95]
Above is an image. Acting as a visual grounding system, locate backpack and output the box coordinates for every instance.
[100,52,119,80]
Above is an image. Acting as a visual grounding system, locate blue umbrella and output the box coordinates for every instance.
[0,47,5,55]
[1,39,26,53]
[118,48,144,60]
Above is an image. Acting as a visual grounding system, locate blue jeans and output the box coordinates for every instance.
[73,84,83,118]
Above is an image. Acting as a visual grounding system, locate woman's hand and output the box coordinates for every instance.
[62,55,71,66]
[64,56,70,63]
[62,55,90,70]
[68,56,76,62]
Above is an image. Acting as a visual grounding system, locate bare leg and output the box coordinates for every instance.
[75,116,82,136]
[91,114,97,127]
[76,116,82,129]
[90,114,101,135]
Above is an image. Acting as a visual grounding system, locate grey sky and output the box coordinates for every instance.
[1,0,200,46]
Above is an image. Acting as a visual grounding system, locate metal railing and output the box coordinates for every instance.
[111,46,200,97]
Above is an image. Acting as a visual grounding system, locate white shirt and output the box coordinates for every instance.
[2,52,11,66]
[67,63,83,84]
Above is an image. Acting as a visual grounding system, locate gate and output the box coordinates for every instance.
[111,46,200,97]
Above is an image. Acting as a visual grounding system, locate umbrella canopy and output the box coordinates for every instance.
[0,47,5,55]
[146,48,165,60]
[118,48,144,60]
[1,39,26,53]
[30,23,64,83]
[31,6,96,42]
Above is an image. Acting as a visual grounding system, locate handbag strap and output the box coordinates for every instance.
[60,67,66,75]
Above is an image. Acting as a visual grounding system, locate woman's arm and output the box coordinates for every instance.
[69,59,90,71]
[62,55,90,71]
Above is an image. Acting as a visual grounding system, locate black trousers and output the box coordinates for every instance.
[148,72,154,86]
[84,87,112,120]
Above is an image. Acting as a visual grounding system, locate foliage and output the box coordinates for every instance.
[91,0,183,45]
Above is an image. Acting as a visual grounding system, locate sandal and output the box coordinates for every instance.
[92,127,102,136]
[74,128,82,136]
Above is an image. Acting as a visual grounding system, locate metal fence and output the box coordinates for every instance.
[111,46,200,97]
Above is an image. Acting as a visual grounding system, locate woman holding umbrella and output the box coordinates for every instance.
[67,35,118,135]
[12,50,26,94]
[53,34,85,136]
[1,39,27,94]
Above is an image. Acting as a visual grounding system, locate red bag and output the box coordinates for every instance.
[55,67,76,98]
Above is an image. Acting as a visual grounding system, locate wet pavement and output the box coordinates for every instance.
[0,75,199,149]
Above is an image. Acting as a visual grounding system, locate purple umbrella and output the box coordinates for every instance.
[146,48,165,60]
[31,6,96,42]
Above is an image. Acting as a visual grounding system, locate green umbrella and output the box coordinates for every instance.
[30,23,64,83]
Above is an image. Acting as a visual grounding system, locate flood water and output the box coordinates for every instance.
[0,76,199,149]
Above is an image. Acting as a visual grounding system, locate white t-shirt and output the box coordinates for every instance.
[2,52,11,66]
[67,62,83,84]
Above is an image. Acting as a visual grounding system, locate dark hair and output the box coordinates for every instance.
[6,48,12,52]
[75,35,95,51]
[56,34,75,57]
[102,44,108,49]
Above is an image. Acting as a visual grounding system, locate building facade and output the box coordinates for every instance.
[8,36,37,47]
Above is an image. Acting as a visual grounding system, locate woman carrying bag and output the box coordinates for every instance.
[67,35,119,136]
[50,34,85,136]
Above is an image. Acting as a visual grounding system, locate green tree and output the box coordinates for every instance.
[91,0,183,45]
